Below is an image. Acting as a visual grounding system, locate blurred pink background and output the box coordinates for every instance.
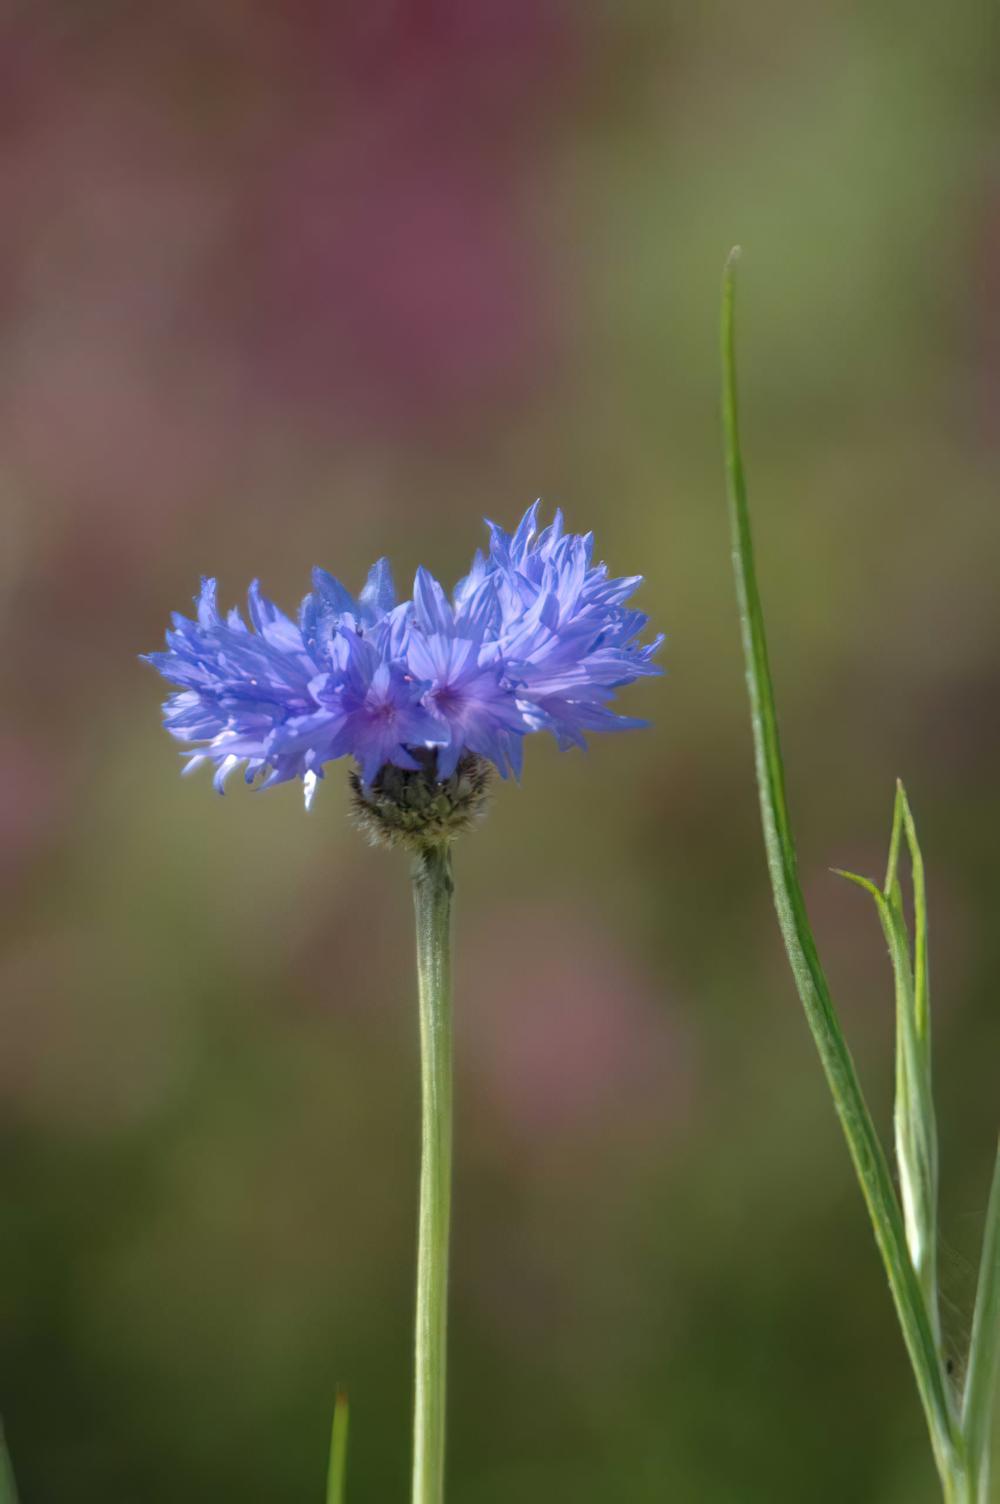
[2,4,999,1501]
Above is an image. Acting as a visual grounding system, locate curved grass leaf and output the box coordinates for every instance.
[720,249,960,1482]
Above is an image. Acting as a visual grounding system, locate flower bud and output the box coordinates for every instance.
[349,750,493,851]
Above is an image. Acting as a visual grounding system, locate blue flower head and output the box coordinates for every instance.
[145,504,662,834]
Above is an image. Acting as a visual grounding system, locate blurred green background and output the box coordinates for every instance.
[2,3,999,1500]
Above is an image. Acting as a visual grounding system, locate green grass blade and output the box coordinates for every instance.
[884,783,905,898]
[326,1389,349,1504]
[831,868,883,905]
[835,858,940,1333]
[895,781,930,1047]
[884,882,939,1337]
[962,1141,1000,1490]
[886,785,939,1329]
[0,1424,18,1504]
[720,249,959,1477]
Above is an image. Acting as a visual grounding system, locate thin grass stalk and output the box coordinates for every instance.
[720,248,964,1491]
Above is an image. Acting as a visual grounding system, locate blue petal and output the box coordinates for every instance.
[311,567,358,618]
[413,567,453,635]
[359,557,396,618]
[196,578,221,629]
[509,500,540,562]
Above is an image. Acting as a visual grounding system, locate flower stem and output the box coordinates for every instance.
[411,843,454,1504]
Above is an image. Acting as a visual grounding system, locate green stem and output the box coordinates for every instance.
[720,250,964,1492]
[962,1141,1000,1502]
[0,1424,18,1504]
[326,1390,349,1504]
[411,844,455,1504]
[941,1467,978,1504]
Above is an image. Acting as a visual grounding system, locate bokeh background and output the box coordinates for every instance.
[2,3,999,1500]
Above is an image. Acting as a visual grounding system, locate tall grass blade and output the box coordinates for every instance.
[962,1142,1000,1495]
[720,248,959,1479]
